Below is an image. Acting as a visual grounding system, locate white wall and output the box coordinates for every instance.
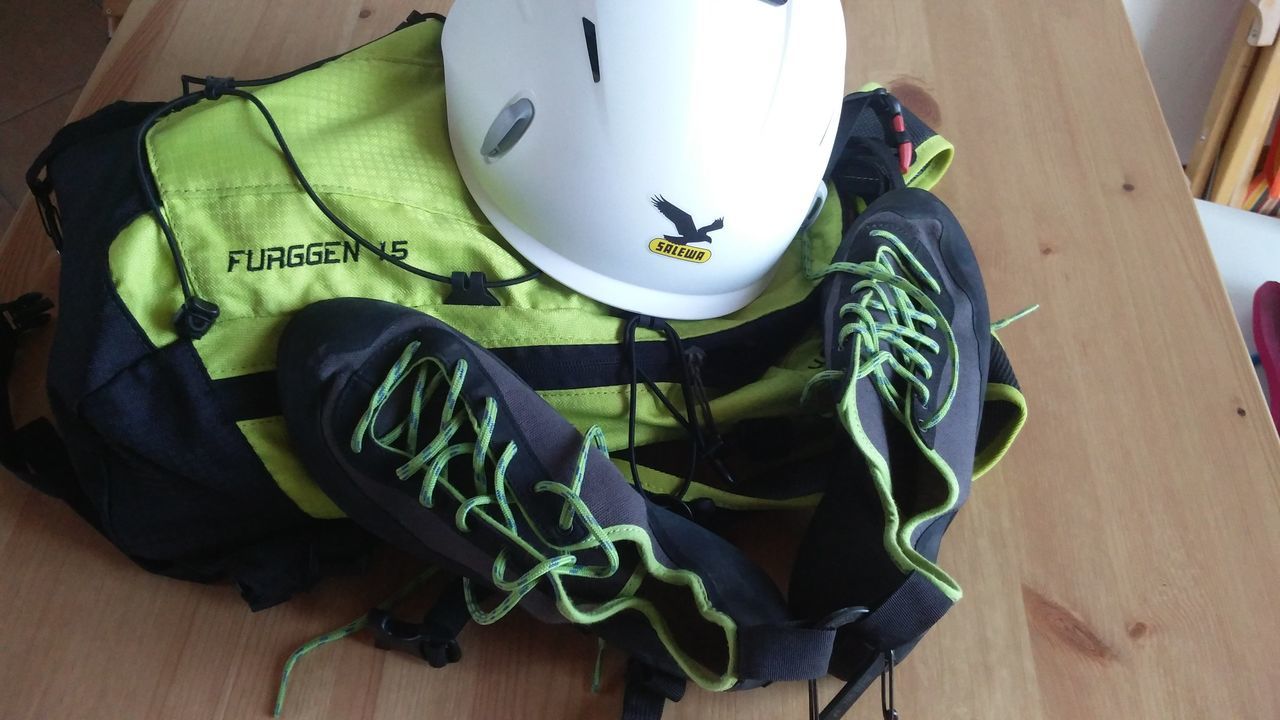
[1124,0,1240,161]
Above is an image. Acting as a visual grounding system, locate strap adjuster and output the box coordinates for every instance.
[180,74,237,100]
[444,271,501,307]
[1,293,53,341]
[367,608,463,669]
[869,88,916,175]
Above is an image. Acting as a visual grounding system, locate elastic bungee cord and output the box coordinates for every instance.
[133,75,541,337]
[622,315,736,512]
[273,568,438,717]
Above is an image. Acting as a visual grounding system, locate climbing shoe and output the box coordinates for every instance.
[276,298,842,698]
[791,187,992,701]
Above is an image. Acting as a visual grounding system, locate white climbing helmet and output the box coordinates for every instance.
[442,0,847,320]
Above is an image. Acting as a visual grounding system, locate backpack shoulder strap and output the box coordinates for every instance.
[0,293,87,507]
[26,101,165,251]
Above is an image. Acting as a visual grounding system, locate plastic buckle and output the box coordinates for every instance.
[444,271,501,307]
[367,609,463,669]
[626,659,687,703]
[29,184,64,250]
[173,297,220,340]
[870,89,915,175]
[0,293,54,341]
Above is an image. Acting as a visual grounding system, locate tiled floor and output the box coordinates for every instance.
[0,0,110,233]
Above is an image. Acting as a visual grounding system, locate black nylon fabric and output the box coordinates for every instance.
[43,106,158,403]
[988,336,1020,390]
[736,624,836,682]
[76,340,314,558]
[621,659,686,720]
[17,97,376,610]
[855,572,952,652]
[818,573,952,720]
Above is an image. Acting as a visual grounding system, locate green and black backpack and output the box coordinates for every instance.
[1,12,1027,718]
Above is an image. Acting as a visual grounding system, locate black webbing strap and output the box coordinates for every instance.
[0,294,75,498]
[621,658,686,720]
[855,573,952,651]
[819,650,894,720]
[737,623,838,682]
[818,573,953,720]
[26,101,165,251]
[368,578,472,668]
[826,89,932,222]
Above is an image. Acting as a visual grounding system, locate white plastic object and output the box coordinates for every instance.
[442,0,848,319]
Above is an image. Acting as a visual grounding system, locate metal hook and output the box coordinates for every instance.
[880,649,898,720]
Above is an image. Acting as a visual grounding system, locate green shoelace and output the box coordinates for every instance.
[805,229,958,430]
[352,341,623,625]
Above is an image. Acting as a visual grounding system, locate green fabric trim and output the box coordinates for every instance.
[558,528,740,692]
[896,413,963,600]
[109,220,181,349]
[837,369,906,568]
[907,135,954,191]
[838,368,962,603]
[973,382,1028,481]
[238,417,345,519]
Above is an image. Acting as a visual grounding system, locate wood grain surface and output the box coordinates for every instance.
[3,1,1280,719]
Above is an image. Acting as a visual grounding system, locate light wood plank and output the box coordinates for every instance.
[1210,39,1280,206]
[1187,8,1259,197]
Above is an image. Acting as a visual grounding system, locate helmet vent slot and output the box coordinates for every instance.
[481,98,535,160]
[582,18,601,83]
[799,183,829,232]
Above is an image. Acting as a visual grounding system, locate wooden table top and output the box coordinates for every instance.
[3,1,1279,718]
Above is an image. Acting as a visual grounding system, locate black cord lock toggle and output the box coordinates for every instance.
[199,76,237,101]
[367,608,463,669]
[1,293,54,341]
[173,297,220,340]
[445,271,501,307]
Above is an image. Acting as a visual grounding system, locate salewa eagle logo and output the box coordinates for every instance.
[648,195,722,264]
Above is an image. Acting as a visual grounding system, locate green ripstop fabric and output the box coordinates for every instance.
[106,20,979,519]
